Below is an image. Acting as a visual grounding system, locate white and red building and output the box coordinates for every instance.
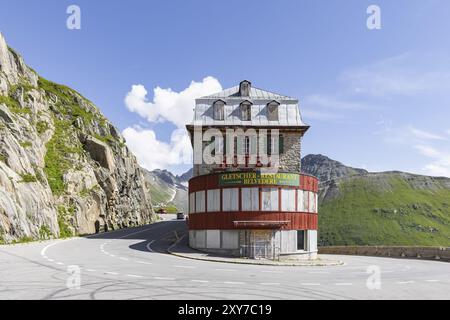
[186,81,318,259]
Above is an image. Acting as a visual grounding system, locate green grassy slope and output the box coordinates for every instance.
[319,175,450,246]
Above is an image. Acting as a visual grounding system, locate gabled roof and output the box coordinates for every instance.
[199,85,296,101]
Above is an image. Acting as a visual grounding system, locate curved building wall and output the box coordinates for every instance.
[187,172,319,258]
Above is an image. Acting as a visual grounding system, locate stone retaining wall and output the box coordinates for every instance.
[319,246,450,262]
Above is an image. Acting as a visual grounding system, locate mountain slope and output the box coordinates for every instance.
[302,155,450,246]
[143,169,190,213]
[0,33,155,243]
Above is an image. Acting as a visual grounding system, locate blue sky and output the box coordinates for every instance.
[1,0,450,176]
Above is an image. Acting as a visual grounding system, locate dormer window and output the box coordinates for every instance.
[240,101,252,121]
[267,100,280,121]
[213,100,225,120]
[239,80,251,97]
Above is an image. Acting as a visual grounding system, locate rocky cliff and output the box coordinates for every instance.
[0,33,155,243]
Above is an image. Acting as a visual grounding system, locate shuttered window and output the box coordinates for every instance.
[297,190,308,212]
[189,193,195,213]
[281,188,296,212]
[242,187,259,211]
[261,188,279,211]
[207,189,220,212]
[195,191,205,213]
[222,188,239,211]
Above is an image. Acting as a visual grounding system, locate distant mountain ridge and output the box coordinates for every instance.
[148,155,450,246]
[143,168,191,213]
[302,154,450,246]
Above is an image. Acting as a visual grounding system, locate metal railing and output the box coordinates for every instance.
[239,244,280,260]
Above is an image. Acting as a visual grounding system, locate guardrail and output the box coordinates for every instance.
[319,246,450,262]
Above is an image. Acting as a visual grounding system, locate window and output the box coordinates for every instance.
[267,133,279,155]
[297,190,308,212]
[297,230,305,251]
[281,188,296,212]
[207,189,220,212]
[213,100,225,120]
[189,193,195,213]
[242,187,259,211]
[244,136,250,155]
[309,192,317,213]
[267,101,279,121]
[240,101,252,121]
[261,188,279,211]
[222,188,239,211]
[195,191,205,213]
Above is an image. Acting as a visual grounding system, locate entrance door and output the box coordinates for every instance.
[297,230,306,251]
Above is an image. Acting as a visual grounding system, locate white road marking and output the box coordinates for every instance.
[223,281,245,285]
[191,280,209,283]
[426,280,439,282]
[397,281,414,284]
[109,254,115,257]
[335,283,353,286]
[48,259,54,262]
[146,240,155,253]
[260,283,280,286]
[308,272,330,274]
[261,271,283,274]
[126,274,144,278]
[56,262,64,265]
[86,269,96,272]
[174,265,196,269]
[105,272,118,275]
[136,261,152,265]
[154,277,175,281]
[215,269,236,272]
[120,257,129,261]
[301,283,321,286]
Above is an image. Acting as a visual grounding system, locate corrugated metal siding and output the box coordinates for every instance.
[188,212,318,230]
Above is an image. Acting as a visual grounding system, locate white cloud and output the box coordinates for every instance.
[408,126,447,141]
[340,53,450,98]
[123,76,222,171]
[414,144,450,178]
[304,94,368,110]
[125,76,222,128]
[122,126,192,171]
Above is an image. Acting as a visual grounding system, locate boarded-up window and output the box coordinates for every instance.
[207,189,220,212]
[223,188,239,211]
[261,188,279,211]
[281,188,296,212]
[267,101,279,121]
[309,192,317,213]
[241,102,252,121]
[242,187,259,211]
[189,192,195,213]
[213,101,225,120]
[297,190,308,212]
[195,191,205,213]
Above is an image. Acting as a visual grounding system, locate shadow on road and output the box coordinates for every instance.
[82,217,188,254]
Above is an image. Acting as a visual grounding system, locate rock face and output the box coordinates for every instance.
[0,33,155,243]
[301,154,367,183]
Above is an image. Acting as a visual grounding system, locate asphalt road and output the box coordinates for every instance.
[0,215,449,300]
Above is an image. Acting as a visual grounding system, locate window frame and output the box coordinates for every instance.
[267,101,280,121]
[213,100,225,121]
